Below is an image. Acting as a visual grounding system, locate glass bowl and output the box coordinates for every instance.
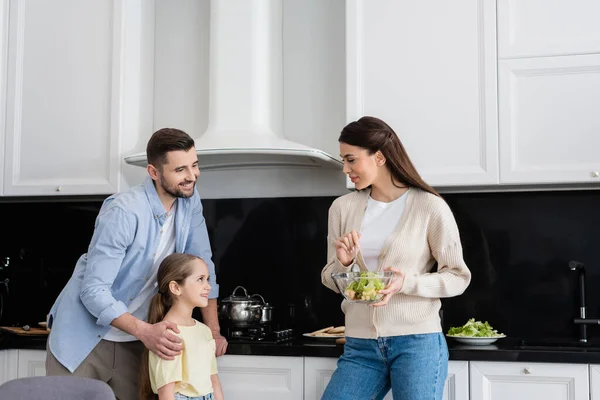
[331,271,395,304]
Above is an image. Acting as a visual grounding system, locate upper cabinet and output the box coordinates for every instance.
[498,0,600,59]
[497,0,600,185]
[346,0,499,187]
[498,54,600,184]
[347,0,600,189]
[1,0,148,196]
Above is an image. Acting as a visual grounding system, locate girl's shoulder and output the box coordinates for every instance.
[190,319,214,340]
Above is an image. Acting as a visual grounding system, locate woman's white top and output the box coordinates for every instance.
[359,192,408,271]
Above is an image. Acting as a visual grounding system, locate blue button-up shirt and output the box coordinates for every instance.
[47,177,219,372]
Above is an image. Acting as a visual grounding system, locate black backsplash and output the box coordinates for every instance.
[0,189,599,341]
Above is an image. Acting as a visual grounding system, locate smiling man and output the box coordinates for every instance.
[45,128,226,400]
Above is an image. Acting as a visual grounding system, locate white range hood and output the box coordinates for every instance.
[125,0,342,171]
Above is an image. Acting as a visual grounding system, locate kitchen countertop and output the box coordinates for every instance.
[5,333,600,365]
[0,332,47,351]
[228,336,600,364]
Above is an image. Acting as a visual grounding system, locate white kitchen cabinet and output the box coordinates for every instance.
[1,0,148,196]
[304,357,467,400]
[498,54,600,185]
[346,0,499,187]
[16,349,46,379]
[303,357,336,400]
[0,349,45,386]
[445,361,469,400]
[0,350,18,385]
[303,357,393,400]
[470,361,589,400]
[217,355,303,400]
[590,364,600,400]
[497,0,600,59]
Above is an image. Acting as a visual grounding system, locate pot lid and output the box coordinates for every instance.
[220,286,260,303]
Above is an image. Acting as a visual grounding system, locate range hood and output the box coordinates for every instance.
[125,0,342,171]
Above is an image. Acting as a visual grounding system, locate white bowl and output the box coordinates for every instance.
[446,335,506,345]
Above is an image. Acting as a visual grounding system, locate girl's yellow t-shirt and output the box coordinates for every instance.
[149,320,218,397]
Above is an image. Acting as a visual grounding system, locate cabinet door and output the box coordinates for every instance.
[0,0,5,196]
[591,365,600,400]
[0,349,19,385]
[304,357,336,400]
[346,0,499,187]
[470,361,589,400]
[445,361,469,400]
[217,355,303,400]
[16,350,46,378]
[498,0,600,59]
[498,54,600,185]
[2,0,144,196]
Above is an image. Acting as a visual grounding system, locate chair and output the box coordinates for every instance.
[0,376,115,400]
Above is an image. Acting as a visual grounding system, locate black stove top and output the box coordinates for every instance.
[224,324,294,343]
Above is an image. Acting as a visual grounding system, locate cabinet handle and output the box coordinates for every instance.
[523,367,532,374]
[592,171,600,178]
[55,186,62,192]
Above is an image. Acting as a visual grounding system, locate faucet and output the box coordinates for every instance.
[0,257,8,271]
[570,261,600,342]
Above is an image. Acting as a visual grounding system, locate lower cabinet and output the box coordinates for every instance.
[591,365,600,400]
[0,349,46,385]
[217,355,304,400]
[470,361,589,400]
[304,357,469,400]
[0,350,597,400]
[16,350,46,379]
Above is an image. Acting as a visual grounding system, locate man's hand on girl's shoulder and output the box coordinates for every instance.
[139,320,184,360]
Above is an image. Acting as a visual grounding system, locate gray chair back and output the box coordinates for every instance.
[0,376,115,400]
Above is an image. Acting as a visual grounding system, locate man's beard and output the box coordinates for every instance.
[161,179,196,198]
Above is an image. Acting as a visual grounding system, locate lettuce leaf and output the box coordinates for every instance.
[447,318,503,337]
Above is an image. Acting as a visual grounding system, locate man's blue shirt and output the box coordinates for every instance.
[48,177,218,372]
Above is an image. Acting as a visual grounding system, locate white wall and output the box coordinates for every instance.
[129,0,347,199]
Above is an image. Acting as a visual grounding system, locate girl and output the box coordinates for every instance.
[140,253,224,400]
[321,116,471,400]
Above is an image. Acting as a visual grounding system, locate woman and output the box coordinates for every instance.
[321,116,471,400]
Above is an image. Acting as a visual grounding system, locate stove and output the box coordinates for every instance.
[225,324,294,343]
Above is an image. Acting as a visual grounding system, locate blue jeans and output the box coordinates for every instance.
[322,333,448,400]
[174,392,214,400]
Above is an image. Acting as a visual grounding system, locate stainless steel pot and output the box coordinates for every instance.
[251,294,274,324]
[218,286,262,327]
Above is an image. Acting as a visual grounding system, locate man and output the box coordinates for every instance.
[45,128,227,400]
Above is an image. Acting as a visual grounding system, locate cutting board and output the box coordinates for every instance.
[0,326,49,336]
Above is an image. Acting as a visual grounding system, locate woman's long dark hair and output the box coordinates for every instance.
[340,116,440,197]
[139,253,204,400]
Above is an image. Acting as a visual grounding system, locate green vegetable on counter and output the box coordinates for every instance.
[344,272,385,301]
[447,318,503,337]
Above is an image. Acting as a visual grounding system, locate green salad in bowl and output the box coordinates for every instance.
[447,318,505,345]
[331,271,394,303]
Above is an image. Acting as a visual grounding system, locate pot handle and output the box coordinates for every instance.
[251,294,266,304]
[232,286,249,298]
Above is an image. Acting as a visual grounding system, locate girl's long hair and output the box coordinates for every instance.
[139,253,203,400]
[340,116,440,197]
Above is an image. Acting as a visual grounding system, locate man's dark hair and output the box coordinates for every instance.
[146,128,195,168]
